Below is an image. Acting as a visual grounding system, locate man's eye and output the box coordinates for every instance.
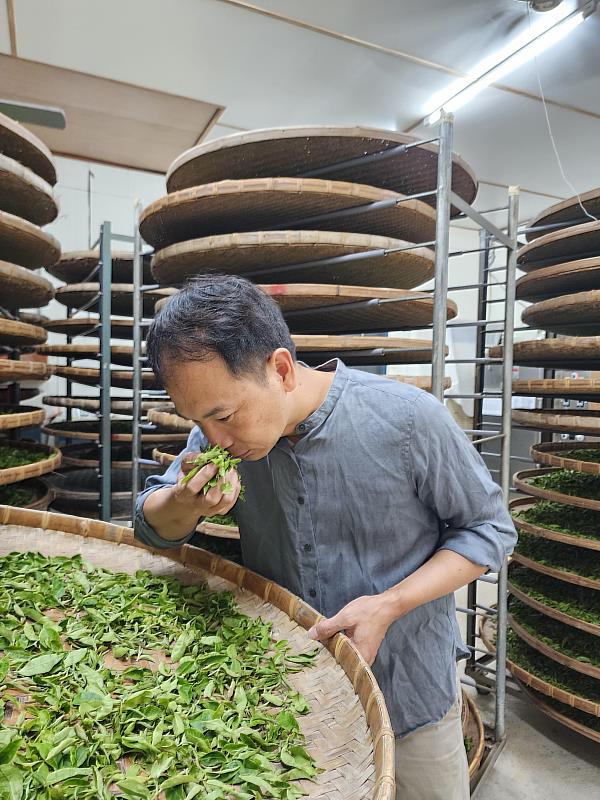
[217,414,233,422]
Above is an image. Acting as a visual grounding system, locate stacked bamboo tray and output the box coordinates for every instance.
[140,125,478,379]
[499,190,600,742]
[0,110,61,512]
[34,251,189,518]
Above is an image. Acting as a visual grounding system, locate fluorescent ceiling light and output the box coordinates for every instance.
[424,2,593,125]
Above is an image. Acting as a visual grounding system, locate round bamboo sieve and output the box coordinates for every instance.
[0,109,57,185]
[0,404,45,431]
[0,209,61,268]
[0,260,55,308]
[516,256,600,302]
[0,152,58,225]
[509,497,600,553]
[526,188,600,242]
[0,440,61,486]
[530,442,600,477]
[518,220,600,271]
[0,505,395,800]
[490,337,600,370]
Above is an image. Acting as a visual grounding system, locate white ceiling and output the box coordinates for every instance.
[1,0,599,223]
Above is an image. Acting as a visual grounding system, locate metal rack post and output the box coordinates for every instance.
[98,223,113,521]
[131,209,144,521]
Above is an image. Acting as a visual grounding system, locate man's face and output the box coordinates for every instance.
[164,353,292,461]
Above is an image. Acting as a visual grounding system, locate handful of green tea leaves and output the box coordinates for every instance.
[181,444,245,500]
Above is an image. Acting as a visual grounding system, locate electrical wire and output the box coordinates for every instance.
[527,4,599,222]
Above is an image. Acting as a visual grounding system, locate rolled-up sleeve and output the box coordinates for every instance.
[134,426,207,549]
[409,392,517,573]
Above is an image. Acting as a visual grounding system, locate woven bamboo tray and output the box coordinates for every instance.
[508,612,600,680]
[511,550,600,591]
[531,442,600,476]
[478,608,497,654]
[507,655,600,718]
[42,316,151,339]
[513,408,600,435]
[151,230,435,290]
[512,378,600,401]
[47,250,153,284]
[490,337,600,370]
[0,152,58,225]
[518,220,600,271]
[0,110,56,185]
[55,283,173,315]
[509,497,600,553]
[151,444,183,466]
[508,573,600,637]
[147,406,192,431]
[52,365,159,390]
[0,317,47,347]
[0,477,52,511]
[521,290,600,336]
[0,505,395,800]
[42,465,162,508]
[300,342,443,367]
[41,419,189,443]
[526,188,600,242]
[516,257,600,302]
[0,386,37,403]
[36,343,144,368]
[513,467,600,512]
[197,519,241,540]
[514,677,600,743]
[0,260,54,308]
[166,125,477,212]
[0,440,61,486]
[17,311,50,327]
[156,284,457,335]
[0,209,61,268]
[0,359,52,382]
[61,442,159,469]
[42,395,167,415]
[139,179,437,250]
[0,403,44,430]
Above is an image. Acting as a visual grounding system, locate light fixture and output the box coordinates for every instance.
[424,1,596,125]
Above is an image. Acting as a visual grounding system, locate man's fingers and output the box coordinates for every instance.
[307,613,347,642]
[180,452,204,475]
[180,463,217,495]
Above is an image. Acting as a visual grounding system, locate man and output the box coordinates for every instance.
[135,274,517,800]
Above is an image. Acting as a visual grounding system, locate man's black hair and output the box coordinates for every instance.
[146,274,296,384]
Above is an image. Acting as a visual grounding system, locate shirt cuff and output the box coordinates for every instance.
[133,485,197,550]
[437,524,509,574]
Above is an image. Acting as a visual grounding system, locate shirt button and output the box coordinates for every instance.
[303,543,312,552]
[308,589,316,598]
[297,496,305,505]
[297,423,307,432]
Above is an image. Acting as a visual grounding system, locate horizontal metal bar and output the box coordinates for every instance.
[477,603,498,615]
[467,645,496,656]
[449,282,506,291]
[448,244,505,258]
[445,392,503,399]
[450,191,513,247]
[476,205,509,215]
[519,247,600,269]
[445,357,502,364]
[518,216,593,235]
[110,233,136,243]
[485,265,508,273]
[299,138,439,178]
[471,662,497,675]
[485,298,508,304]
[471,433,505,444]
[456,607,495,618]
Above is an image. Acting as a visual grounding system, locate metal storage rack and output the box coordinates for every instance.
[126,113,518,788]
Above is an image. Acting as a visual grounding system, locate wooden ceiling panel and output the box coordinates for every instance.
[0,55,224,173]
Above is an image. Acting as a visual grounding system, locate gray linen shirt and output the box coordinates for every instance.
[134,359,517,738]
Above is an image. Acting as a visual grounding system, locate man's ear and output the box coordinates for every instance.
[269,348,297,393]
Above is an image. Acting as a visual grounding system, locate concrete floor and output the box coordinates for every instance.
[473,683,600,800]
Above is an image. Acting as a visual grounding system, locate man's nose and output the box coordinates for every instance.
[203,424,234,451]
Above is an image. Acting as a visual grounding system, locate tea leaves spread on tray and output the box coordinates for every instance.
[516,532,600,580]
[514,501,600,541]
[509,567,600,627]
[0,486,36,507]
[0,446,48,470]
[530,470,600,502]
[0,552,317,799]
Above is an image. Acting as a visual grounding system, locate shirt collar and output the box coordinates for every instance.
[291,358,347,436]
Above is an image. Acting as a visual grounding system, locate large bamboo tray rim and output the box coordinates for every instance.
[0,403,45,430]
[47,250,153,284]
[165,124,477,211]
[512,378,600,400]
[527,188,600,242]
[521,290,600,336]
[0,504,395,799]
[52,366,158,389]
[490,337,600,369]
[0,152,58,226]
[0,317,47,346]
[41,395,167,414]
[507,577,600,638]
[518,220,600,270]
[41,420,189,443]
[0,209,61,269]
[0,359,52,382]
[0,260,55,308]
[509,497,600,552]
[531,442,600,477]
[463,693,485,780]
[513,676,600,744]
[512,408,600,435]
[506,656,600,718]
[0,440,61,487]
[61,443,159,469]
[140,178,437,250]
[508,613,600,680]
[515,256,600,301]
[511,551,600,591]
[0,109,57,185]
[42,317,152,339]
[513,467,600,513]
[151,230,435,291]
[147,407,193,431]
